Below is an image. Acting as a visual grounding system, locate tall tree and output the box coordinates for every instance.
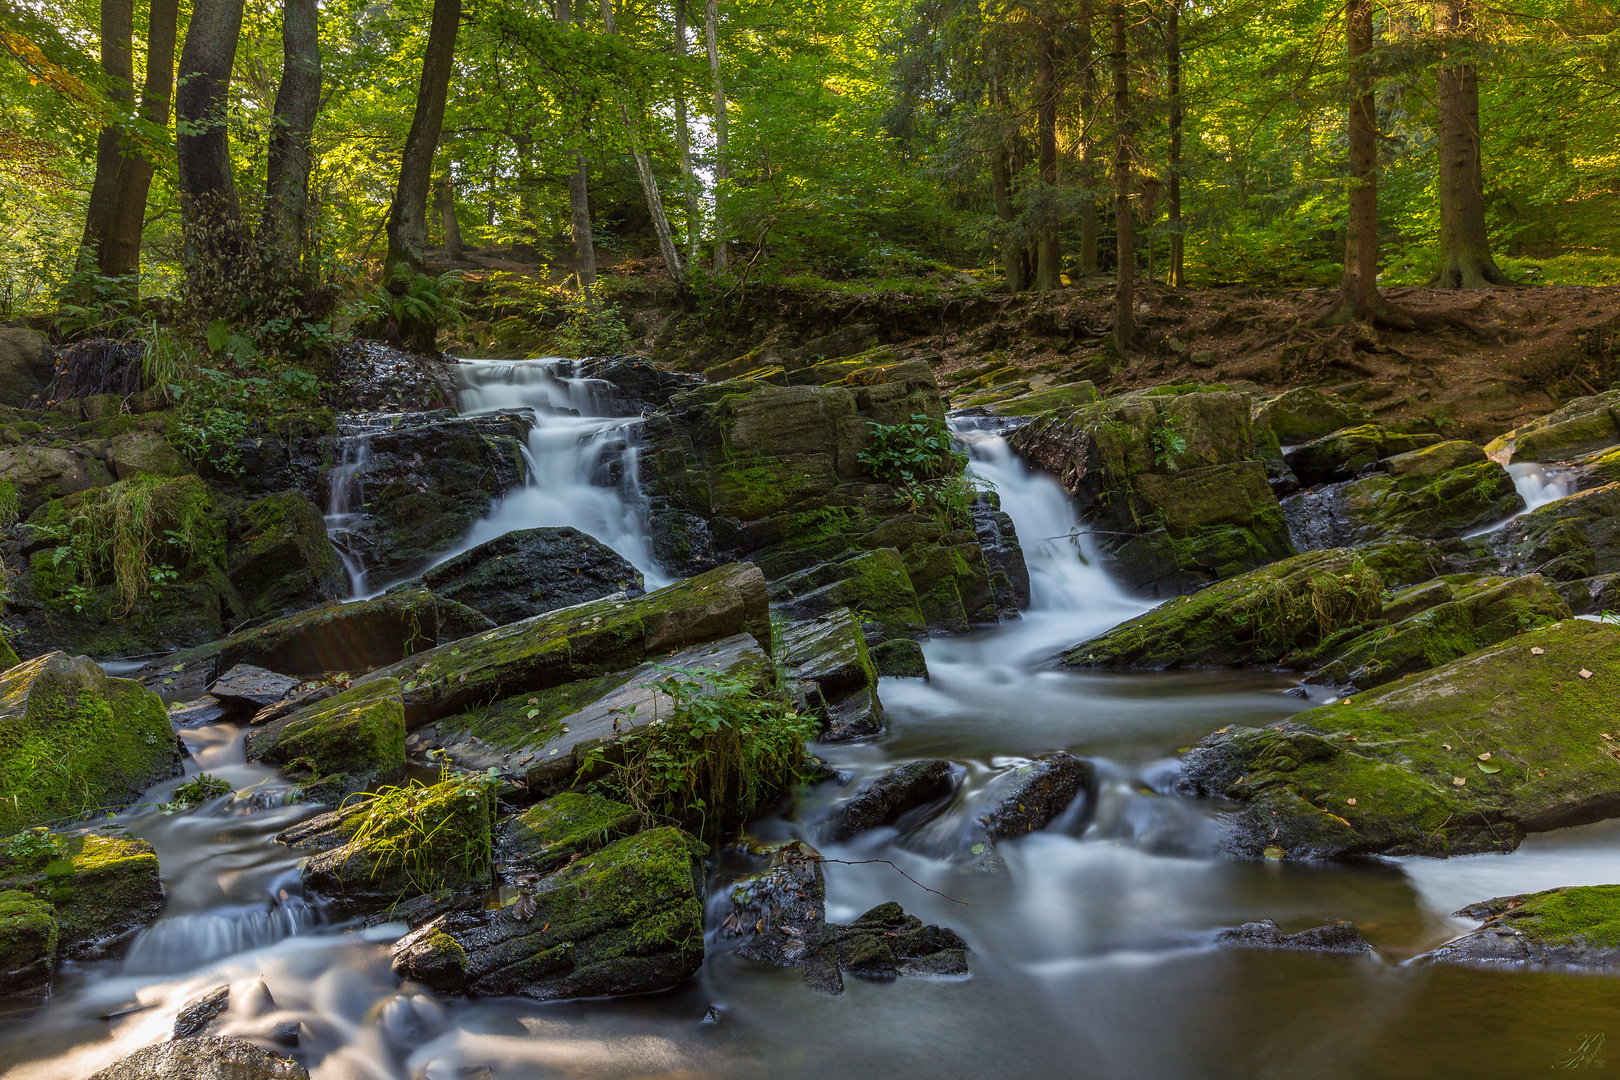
[674,0,701,263]
[988,51,1024,293]
[1323,0,1380,323]
[1077,0,1100,277]
[384,0,461,280]
[556,0,596,289]
[79,0,135,277]
[102,0,179,278]
[1432,0,1509,287]
[436,174,463,259]
[703,0,729,270]
[175,0,249,291]
[1111,1,1133,350]
[1034,12,1061,292]
[260,0,322,271]
[1164,0,1184,287]
[599,0,683,285]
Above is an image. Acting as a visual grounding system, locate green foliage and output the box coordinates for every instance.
[343,267,468,339]
[0,480,20,528]
[3,827,67,867]
[858,413,967,487]
[1147,422,1189,472]
[551,285,632,356]
[157,773,232,814]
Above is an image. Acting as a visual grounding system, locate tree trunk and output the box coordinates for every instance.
[260,0,322,272]
[80,0,135,278]
[556,0,596,289]
[1035,17,1061,292]
[988,61,1023,293]
[437,175,463,259]
[1334,0,1379,322]
[176,0,248,293]
[1078,0,1099,277]
[384,0,460,280]
[1165,0,1185,287]
[102,0,179,278]
[704,0,729,270]
[1432,0,1508,287]
[1111,2,1133,351]
[674,0,701,264]
[600,0,684,286]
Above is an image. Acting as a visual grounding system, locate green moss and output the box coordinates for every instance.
[501,792,640,872]
[0,888,57,990]
[249,679,405,790]
[709,456,838,521]
[0,829,162,948]
[1497,886,1620,947]
[438,670,635,751]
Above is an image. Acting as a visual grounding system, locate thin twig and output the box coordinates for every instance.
[813,856,969,905]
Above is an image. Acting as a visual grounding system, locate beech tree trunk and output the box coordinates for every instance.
[1165,0,1185,287]
[1078,0,1099,277]
[600,0,684,285]
[1034,17,1061,292]
[1333,0,1380,322]
[384,0,461,280]
[704,0,729,270]
[556,0,596,288]
[1432,0,1509,287]
[102,0,179,278]
[674,0,701,263]
[260,0,322,271]
[437,176,463,259]
[176,0,248,292]
[80,0,135,278]
[1111,2,1134,351]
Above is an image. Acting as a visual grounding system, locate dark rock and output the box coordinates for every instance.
[1492,482,1620,583]
[87,1036,308,1080]
[167,697,228,727]
[172,984,230,1039]
[826,759,957,841]
[333,339,460,413]
[0,889,56,1008]
[225,491,346,620]
[578,356,703,415]
[1419,885,1620,967]
[870,638,928,678]
[1555,572,1620,616]
[971,492,1031,617]
[412,526,644,626]
[210,665,305,716]
[976,753,1093,841]
[780,608,885,742]
[0,445,114,515]
[1215,919,1371,954]
[266,1022,300,1048]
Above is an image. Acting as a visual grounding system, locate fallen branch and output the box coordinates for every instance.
[813,856,968,905]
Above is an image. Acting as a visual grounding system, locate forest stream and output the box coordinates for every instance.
[4,362,1620,1080]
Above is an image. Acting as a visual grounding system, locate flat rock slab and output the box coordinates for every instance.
[210,665,304,711]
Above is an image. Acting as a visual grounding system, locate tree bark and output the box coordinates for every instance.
[674,0,701,263]
[988,59,1023,293]
[384,0,461,280]
[704,0,729,270]
[600,0,684,285]
[260,0,322,272]
[1165,0,1185,287]
[436,175,463,259]
[1034,16,1061,292]
[102,0,179,278]
[1332,0,1379,322]
[1432,0,1509,287]
[1078,0,1099,277]
[80,0,135,278]
[176,0,248,292]
[1111,2,1133,351]
[556,0,596,288]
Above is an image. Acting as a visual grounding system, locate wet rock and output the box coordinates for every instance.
[578,356,703,415]
[1179,619,1620,859]
[1009,389,1294,596]
[826,759,957,841]
[1485,389,1620,464]
[0,653,179,830]
[972,491,1032,617]
[410,526,644,626]
[333,339,460,413]
[1215,919,1371,954]
[719,840,968,994]
[0,889,57,1008]
[279,775,494,917]
[224,491,346,620]
[246,679,405,800]
[1284,424,1443,486]
[976,753,1093,841]
[1420,885,1620,967]
[0,327,53,407]
[1252,387,1375,444]
[780,608,885,742]
[1555,572,1620,616]
[772,548,928,642]
[391,826,706,1000]
[1065,548,1382,670]
[87,1036,308,1080]
[1492,482,1620,583]
[172,984,230,1038]
[0,826,165,958]
[499,792,640,874]
[194,410,337,503]
[210,665,304,716]
[870,638,928,678]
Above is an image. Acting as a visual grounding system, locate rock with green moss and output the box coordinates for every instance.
[499,792,641,873]
[0,889,56,1007]
[0,637,19,672]
[0,653,179,831]
[1178,620,1620,859]
[782,608,885,742]
[1492,481,1620,583]
[104,431,189,481]
[275,775,494,916]
[773,548,928,641]
[0,328,53,408]
[1421,885,1620,967]
[1485,389,1620,464]
[870,637,928,677]
[1008,389,1294,595]
[1252,387,1375,444]
[391,825,707,1000]
[225,492,346,619]
[409,525,644,626]
[1283,441,1524,550]
[0,826,164,957]
[1305,573,1570,688]
[1065,548,1384,669]
[1284,425,1443,486]
[0,445,114,515]
[244,679,405,797]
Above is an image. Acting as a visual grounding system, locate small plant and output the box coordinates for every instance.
[552,284,632,356]
[1147,421,1189,471]
[0,479,18,528]
[334,768,499,896]
[158,773,233,814]
[138,321,191,395]
[147,563,179,601]
[171,405,250,476]
[3,827,66,866]
[342,266,468,344]
[858,413,967,487]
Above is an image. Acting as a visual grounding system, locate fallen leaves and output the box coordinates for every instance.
[1263,846,1285,860]
[1453,776,1468,787]
[1478,762,1502,774]
[1346,797,1357,806]
[1581,669,1594,679]
[1531,647,1545,656]
[1478,752,1492,760]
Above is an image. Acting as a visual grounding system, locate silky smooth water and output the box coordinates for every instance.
[9,425,1620,1080]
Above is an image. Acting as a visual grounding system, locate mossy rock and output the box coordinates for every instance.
[1284,424,1443,486]
[499,792,641,874]
[391,825,706,1000]
[1252,387,1375,444]
[773,548,928,641]
[225,491,346,620]
[104,431,189,481]
[0,827,164,956]
[1066,548,1383,669]
[781,607,886,740]
[244,678,405,796]
[0,888,56,1007]
[0,636,19,672]
[1485,389,1620,464]
[0,445,114,515]
[1494,481,1620,583]
[1179,619,1620,859]
[709,454,839,521]
[1424,885,1620,966]
[870,638,928,678]
[0,653,178,831]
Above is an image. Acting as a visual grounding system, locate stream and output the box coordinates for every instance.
[6,373,1620,1079]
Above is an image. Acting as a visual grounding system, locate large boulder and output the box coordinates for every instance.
[1178,620,1620,859]
[1008,389,1294,596]
[224,491,346,619]
[0,653,179,830]
[0,889,56,1008]
[0,826,165,957]
[87,1037,308,1080]
[1252,387,1375,445]
[0,445,114,514]
[0,328,53,407]
[1284,424,1443,486]
[1420,885,1620,968]
[104,431,189,481]
[826,759,957,841]
[1491,481,1620,583]
[391,825,706,1000]
[780,607,885,742]
[1485,389,1620,464]
[245,679,406,799]
[412,526,644,626]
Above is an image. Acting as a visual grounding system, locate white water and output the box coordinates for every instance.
[325,419,381,595]
[1463,460,1580,538]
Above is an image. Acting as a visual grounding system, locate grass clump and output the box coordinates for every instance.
[331,765,499,897]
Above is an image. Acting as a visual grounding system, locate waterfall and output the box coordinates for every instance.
[1506,461,1576,514]
[324,416,390,596]
[122,896,319,975]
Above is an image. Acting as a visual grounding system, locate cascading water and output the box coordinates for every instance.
[1463,459,1581,538]
[324,417,390,595]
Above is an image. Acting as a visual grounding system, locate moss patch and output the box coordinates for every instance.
[500,792,641,873]
[0,828,163,952]
[246,678,405,793]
